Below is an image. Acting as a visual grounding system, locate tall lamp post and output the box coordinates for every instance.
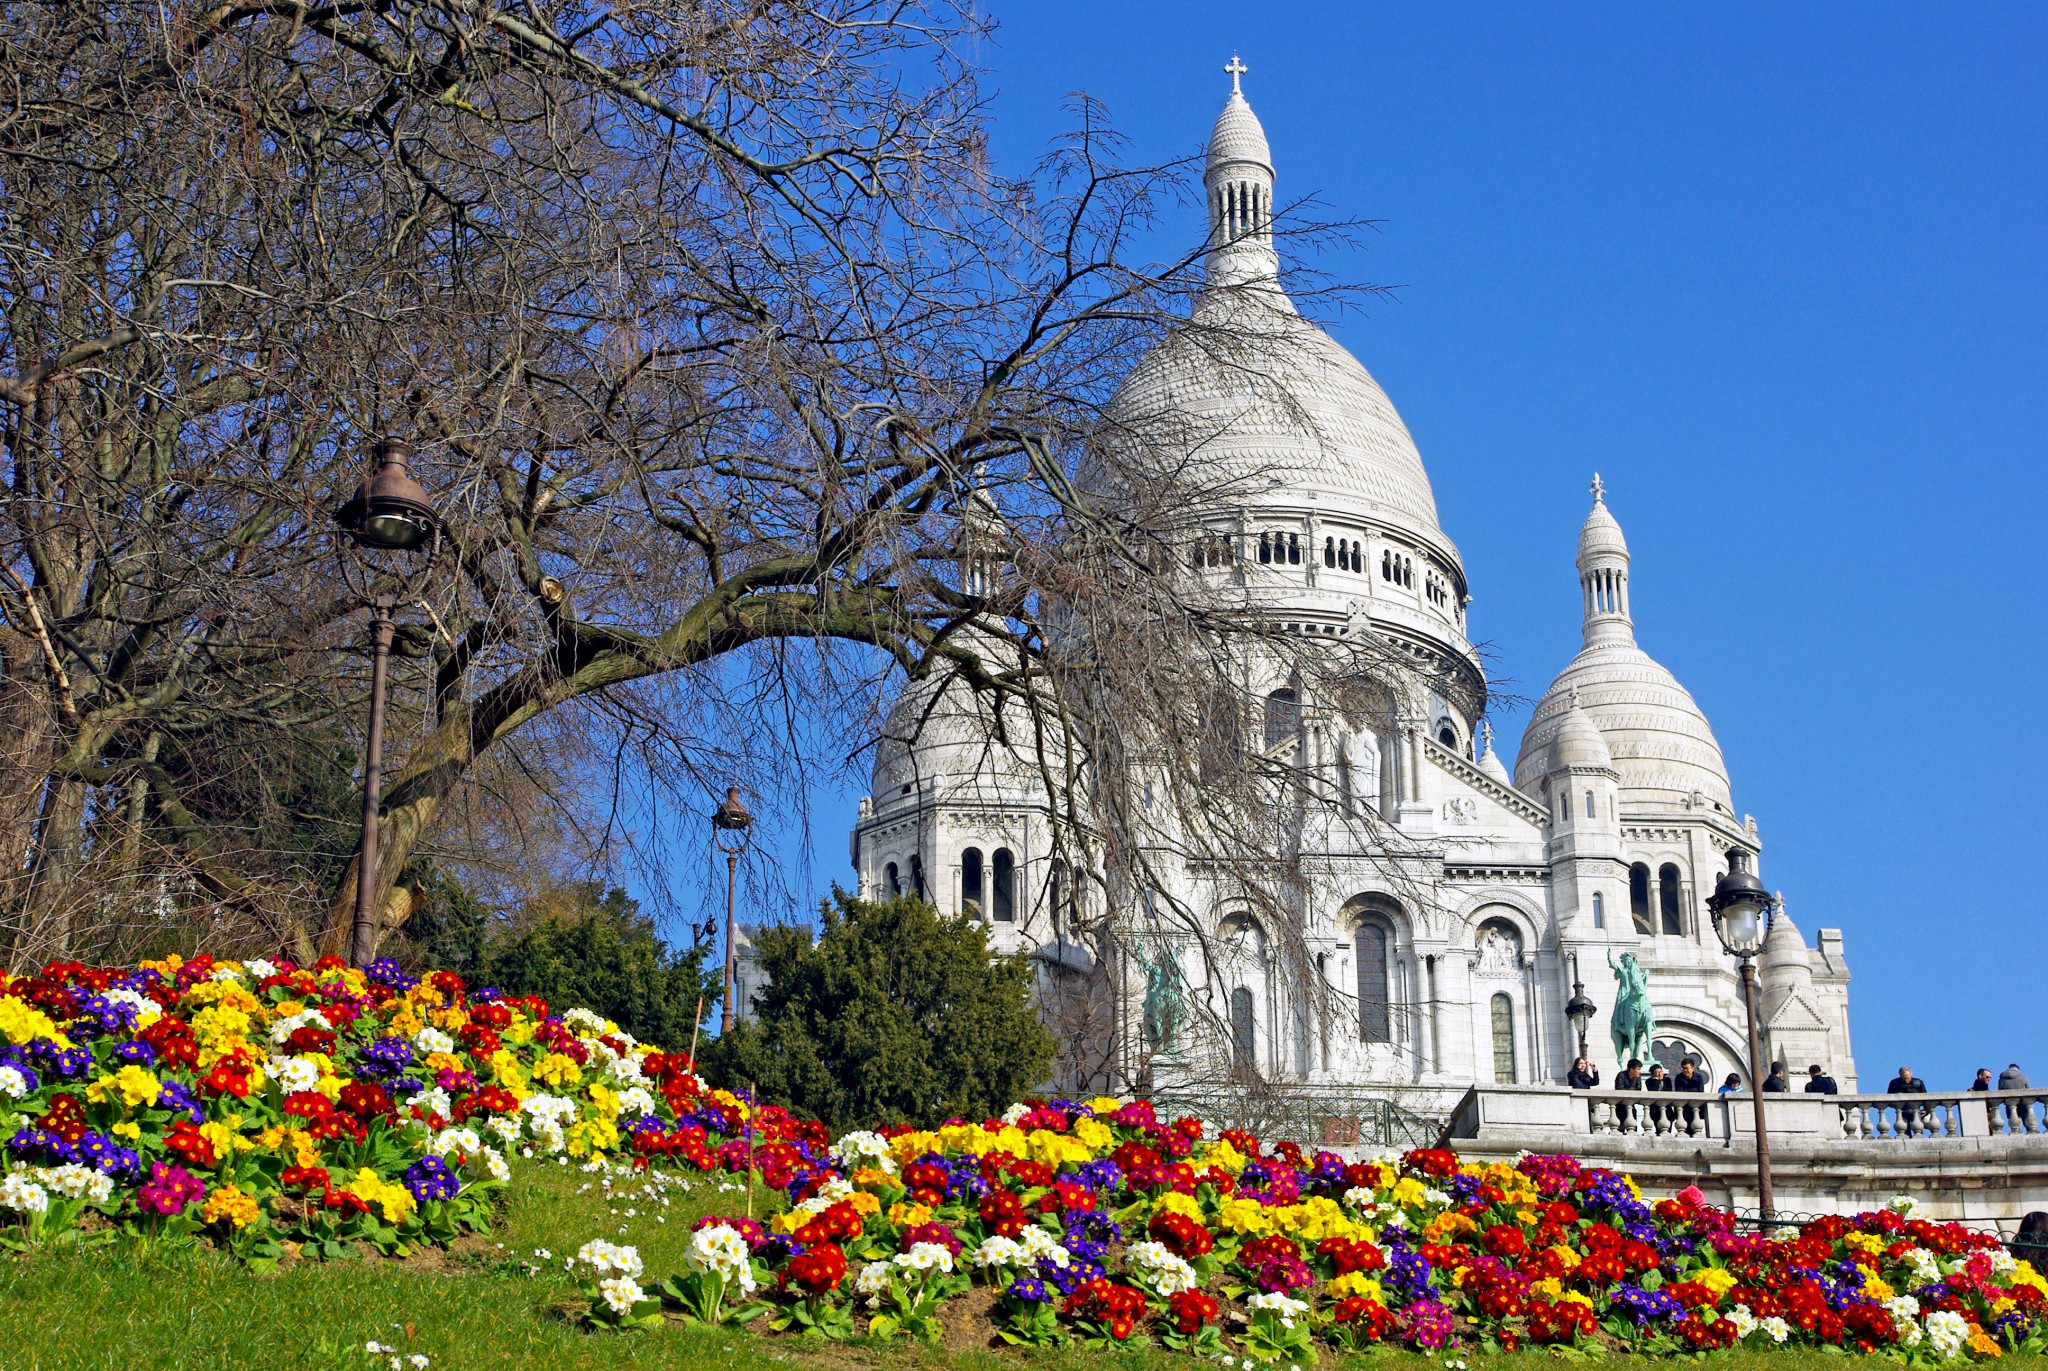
[333,437,441,969]
[712,787,753,1033]
[1564,954,1598,1064]
[1707,850,1779,1222]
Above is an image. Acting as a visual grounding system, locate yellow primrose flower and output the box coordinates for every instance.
[771,1210,809,1234]
[1152,1190,1204,1220]
[1215,1196,1274,1235]
[888,1130,939,1162]
[1422,1210,1477,1242]
[1530,1277,1566,1302]
[846,1191,882,1217]
[1542,1244,1582,1273]
[87,1065,162,1109]
[112,1121,142,1141]
[850,1166,896,1191]
[1558,1290,1596,1310]
[424,1051,464,1076]
[567,1118,618,1155]
[1201,1139,1248,1175]
[1072,1118,1112,1151]
[1027,1130,1091,1166]
[984,1126,1029,1159]
[532,1052,581,1087]
[1328,1271,1384,1300]
[200,1184,262,1229]
[935,1123,989,1155]
[585,1083,621,1119]
[1389,1176,1429,1209]
[1967,1331,2003,1359]
[0,996,70,1048]
[1089,1097,1123,1116]
[888,1202,932,1228]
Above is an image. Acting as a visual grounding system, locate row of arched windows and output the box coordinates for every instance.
[1324,537,1364,571]
[1214,181,1268,242]
[1629,862,1687,936]
[1381,550,1414,587]
[1256,531,1302,565]
[960,847,1016,922]
[883,855,926,899]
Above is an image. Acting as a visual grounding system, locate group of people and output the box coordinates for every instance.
[1565,1055,2035,1136]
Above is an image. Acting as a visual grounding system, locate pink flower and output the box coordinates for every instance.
[138,1161,205,1216]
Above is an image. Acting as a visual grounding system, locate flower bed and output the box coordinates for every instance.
[2,956,2045,1360]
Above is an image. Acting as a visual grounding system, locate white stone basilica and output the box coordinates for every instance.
[820,72,1857,1098]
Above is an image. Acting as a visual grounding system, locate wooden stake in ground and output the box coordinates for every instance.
[686,996,703,1073]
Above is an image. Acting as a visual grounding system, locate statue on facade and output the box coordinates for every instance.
[1140,948,1184,1055]
[1608,950,1655,1067]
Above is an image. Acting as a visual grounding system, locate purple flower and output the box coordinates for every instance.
[358,1036,413,1077]
[112,1040,156,1068]
[402,1155,460,1203]
[156,1080,204,1123]
[1006,1276,1054,1305]
[1608,1284,1684,1323]
[138,1162,205,1216]
[364,958,417,992]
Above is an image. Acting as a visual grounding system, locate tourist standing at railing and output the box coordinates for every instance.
[1646,1062,1673,1129]
[1805,1064,1840,1095]
[1887,1066,1932,1134]
[1568,1057,1600,1089]
[1615,1058,1645,1127]
[1672,1058,1707,1132]
[1763,1062,1790,1092]
[1999,1063,2031,1131]
[1719,1072,1743,1096]
[1971,1069,1997,1130]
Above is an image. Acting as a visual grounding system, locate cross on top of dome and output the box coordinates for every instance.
[1591,472,1606,503]
[1225,55,1248,95]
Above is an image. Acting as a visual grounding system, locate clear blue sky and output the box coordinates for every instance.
[651,3,2048,1091]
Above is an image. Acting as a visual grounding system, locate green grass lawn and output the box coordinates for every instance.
[2,1166,2043,1371]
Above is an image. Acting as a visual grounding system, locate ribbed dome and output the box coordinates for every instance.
[871,649,1054,800]
[1516,643,1733,812]
[1208,92,1272,172]
[1101,291,1449,537]
[1577,483,1628,567]
[1547,695,1614,771]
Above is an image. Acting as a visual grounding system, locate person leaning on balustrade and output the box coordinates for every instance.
[1567,1057,1600,1089]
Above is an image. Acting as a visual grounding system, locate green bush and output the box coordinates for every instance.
[707,889,1053,1129]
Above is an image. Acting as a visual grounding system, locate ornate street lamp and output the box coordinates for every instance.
[711,786,754,1033]
[1707,849,1779,1221]
[1564,953,1598,1064]
[333,437,441,968]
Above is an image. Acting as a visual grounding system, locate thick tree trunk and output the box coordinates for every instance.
[16,773,87,969]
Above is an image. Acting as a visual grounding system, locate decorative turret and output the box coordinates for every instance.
[1477,720,1512,785]
[1205,57,1281,291]
[1578,473,1632,648]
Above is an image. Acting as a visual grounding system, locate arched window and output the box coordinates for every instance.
[1230,987,1256,1066]
[1381,550,1393,580]
[1658,863,1685,936]
[909,854,927,899]
[1629,863,1654,934]
[1263,689,1300,750]
[1356,923,1390,1043]
[960,847,984,914]
[1584,790,1596,819]
[1257,531,1272,564]
[1335,745,1354,815]
[886,861,901,896]
[1490,993,1517,1083]
[1286,532,1301,564]
[991,848,1015,923]
[1323,536,1335,567]
[1438,723,1457,749]
[1592,892,1606,929]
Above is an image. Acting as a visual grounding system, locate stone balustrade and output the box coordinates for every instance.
[1444,1084,2048,1229]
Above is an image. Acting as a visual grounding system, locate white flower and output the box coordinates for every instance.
[0,1066,27,1100]
[1886,1194,1924,1219]
[267,1055,321,1094]
[1016,1227,1069,1265]
[1727,1304,1757,1339]
[1341,1186,1380,1214]
[1926,1309,1969,1360]
[1757,1316,1791,1345]
[39,1163,112,1204]
[597,1275,645,1316]
[1001,1102,1033,1127]
[1126,1239,1197,1294]
[686,1224,756,1291]
[1989,1249,2019,1278]
[971,1235,1025,1268]
[613,1086,657,1117]
[429,1127,484,1159]
[855,1261,893,1303]
[411,1027,455,1056]
[481,1148,511,1182]
[245,958,278,980]
[1885,1295,1922,1324]
[562,1007,609,1034]
[1247,1291,1309,1328]
[408,1358,429,1371]
[892,1242,955,1276]
[574,1239,644,1279]
[101,987,159,1021]
[269,1009,330,1044]
[832,1130,899,1174]
[485,1114,522,1145]
[0,1173,49,1214]
[208,966,243,982]
[1902,1246,1942,1287]
[365,1342,388,1354]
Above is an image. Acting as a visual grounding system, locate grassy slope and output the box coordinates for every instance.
[2,1167,2044,1371]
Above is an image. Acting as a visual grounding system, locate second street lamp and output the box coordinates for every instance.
[1707,849,1779,1222]
[1564,954,1598,1063]
[712,787,753,1033]
[333,437,440,969]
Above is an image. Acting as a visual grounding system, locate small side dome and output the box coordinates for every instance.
[1759,899,1817,1018]
[1549,694,1613,772]
[1476,722,1513,785]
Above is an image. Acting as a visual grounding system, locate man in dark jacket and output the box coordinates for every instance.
[1888,1066,1931,1134]
[1998,1064,2031,1130]
[1971,1069,1994,1091]
[1672,1058,1708,1133]
[1645,1063,1673,1131]
[1805,1064,1840,1095]
[1567,1057,1600,1090]
[1763,1062,1790,1093]
[1614,1058,1645,1129]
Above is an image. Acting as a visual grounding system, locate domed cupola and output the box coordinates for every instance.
[1206,56,1279,291]
[1517,478,1735,814]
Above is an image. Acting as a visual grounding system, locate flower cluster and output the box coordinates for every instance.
[0,954,816,1261]
[678,1102,2045,1359]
